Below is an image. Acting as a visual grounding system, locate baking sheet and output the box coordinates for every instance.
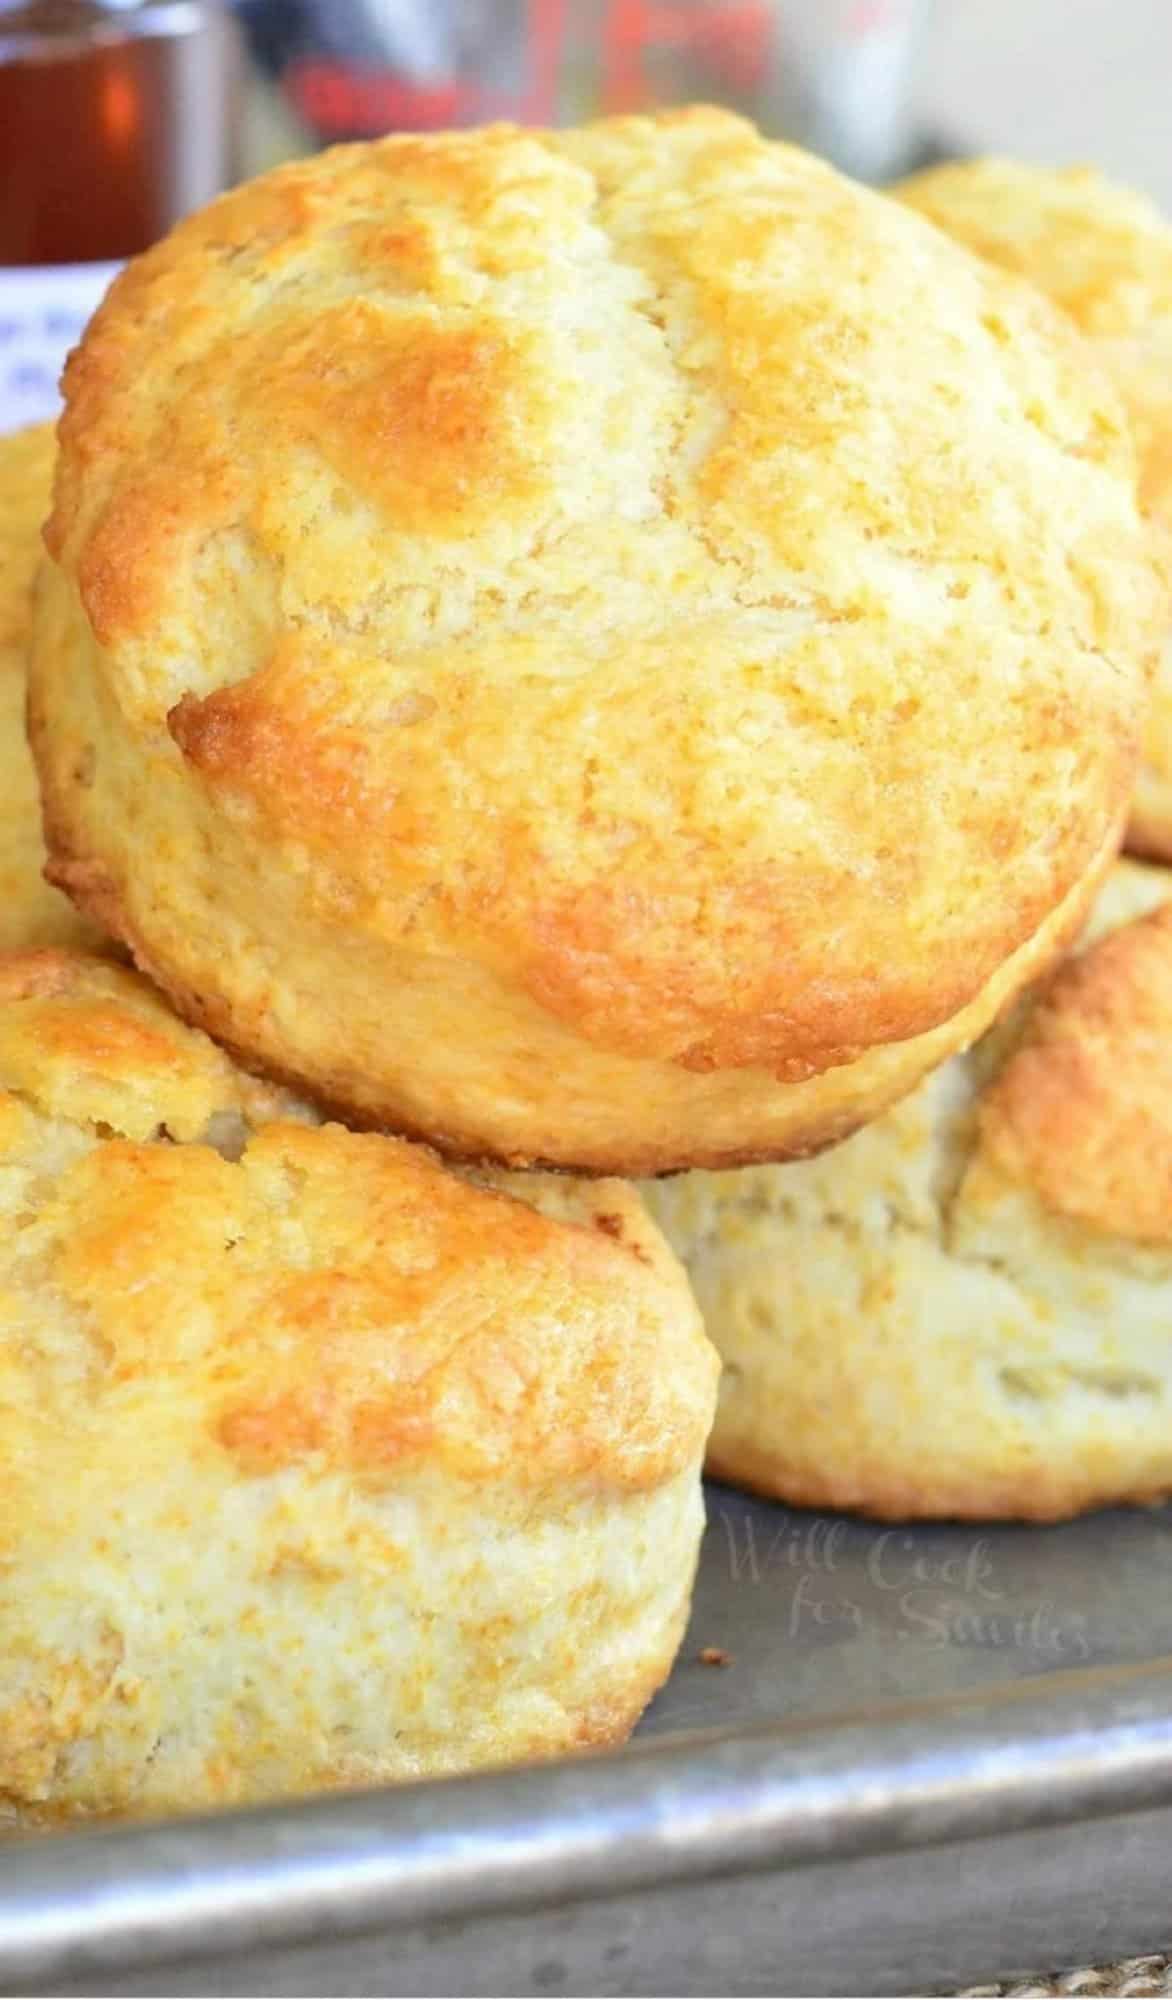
[654,1481,1172,1729]
[7,1484,1172,1997]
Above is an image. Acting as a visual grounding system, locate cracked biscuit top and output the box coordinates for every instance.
[0,946,715,1815]
[32,109,1165,1170]
[0,949,709,1497]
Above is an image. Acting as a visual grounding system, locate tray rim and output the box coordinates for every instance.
[6,1653,1172,1992]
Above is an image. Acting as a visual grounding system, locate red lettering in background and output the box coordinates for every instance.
[289,63,464,135]
[288,0,774,138]
[602,1,772,112]
[288,0,569,138]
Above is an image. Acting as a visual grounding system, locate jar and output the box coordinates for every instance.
[0,1,240,429]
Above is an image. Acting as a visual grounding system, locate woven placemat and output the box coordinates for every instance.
[955,1956,1172,1996]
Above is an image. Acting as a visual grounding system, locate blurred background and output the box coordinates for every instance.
[916,0,1169,208]
[1,0,1167,433]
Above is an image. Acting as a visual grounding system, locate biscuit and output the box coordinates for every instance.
[897,159,1172,861]
[0,426,105,954]
[0,950,715,1818]
[31,111,1163,1172]
[644,862,1172,1523]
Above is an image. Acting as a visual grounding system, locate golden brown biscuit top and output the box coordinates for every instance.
[0,950,713,1493]
[978,898,1172,1244]
[897,158,1172,532]
[45,111,1164,1074]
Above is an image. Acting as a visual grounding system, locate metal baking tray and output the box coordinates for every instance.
[6,1482,1172,1998]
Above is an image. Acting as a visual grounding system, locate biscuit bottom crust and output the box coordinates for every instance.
[39,813,1114,1176]
[2,1479,701,1818]
[30,558,1121,1173]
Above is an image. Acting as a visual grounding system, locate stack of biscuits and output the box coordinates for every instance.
[2,109,1170,1824]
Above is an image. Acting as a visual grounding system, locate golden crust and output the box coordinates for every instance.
[978,902,1172,1242]
[24,764,1125,1175]
[0,426,107,955]
[0,948,715,1816]
[32,111,1163,1170]
[644,860,1172,1522]
[897,158,1172,859]
[0,946,295,1138]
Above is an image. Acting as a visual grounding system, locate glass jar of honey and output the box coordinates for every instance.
[0,1,240,429]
